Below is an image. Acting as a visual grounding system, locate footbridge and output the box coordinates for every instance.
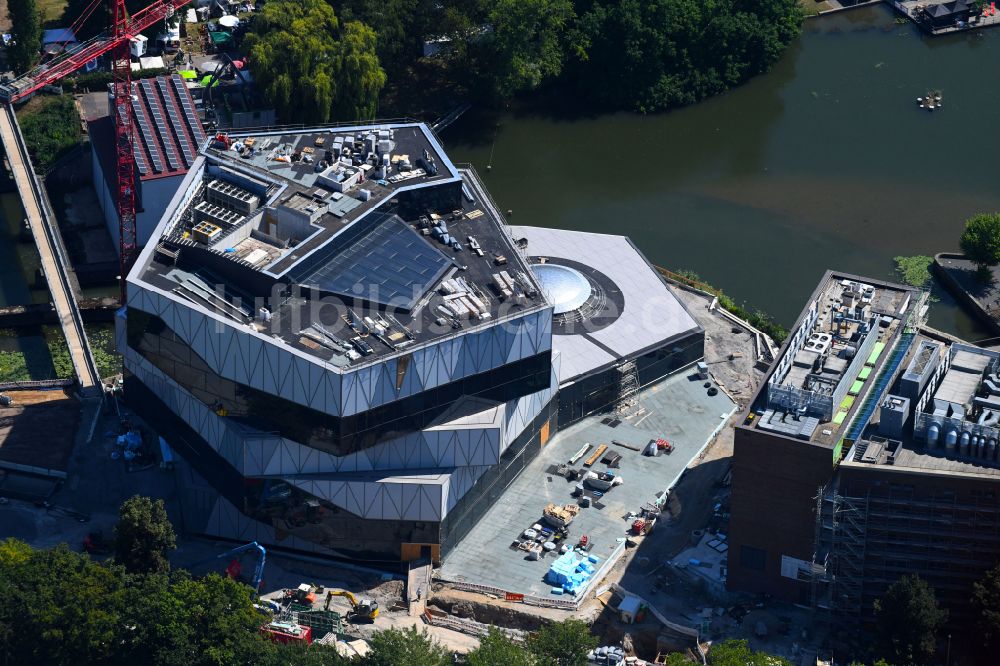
[0,105,101,395]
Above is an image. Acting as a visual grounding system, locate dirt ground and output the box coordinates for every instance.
[0,389,81,472]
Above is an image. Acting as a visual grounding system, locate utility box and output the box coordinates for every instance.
[618,595,642,624]
[878,395,910,439]
[130,35,148,58]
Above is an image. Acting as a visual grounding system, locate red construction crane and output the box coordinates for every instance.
[0,0,189,304]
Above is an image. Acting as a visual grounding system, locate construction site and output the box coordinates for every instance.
[0,1,795,660]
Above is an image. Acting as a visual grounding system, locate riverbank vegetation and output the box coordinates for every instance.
[16,95,81,173]
[668,269,789,345]
[85,323,121,379]
[245,0,803,122]
[893,255,934,289]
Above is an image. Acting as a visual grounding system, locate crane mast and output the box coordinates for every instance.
[112,0,136,304]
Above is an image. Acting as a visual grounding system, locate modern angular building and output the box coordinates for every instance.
[729,271,1000,627]
[119,122,703,565]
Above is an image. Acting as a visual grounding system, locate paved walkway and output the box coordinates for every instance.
[0,105,99,393]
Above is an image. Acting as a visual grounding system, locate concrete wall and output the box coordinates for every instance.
[93,147,183,254]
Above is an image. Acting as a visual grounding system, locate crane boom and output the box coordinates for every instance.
[0,1,186,104]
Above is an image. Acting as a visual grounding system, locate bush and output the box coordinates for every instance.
[17,96,81,173]
[893,255,934,289]
[671,269,788,344]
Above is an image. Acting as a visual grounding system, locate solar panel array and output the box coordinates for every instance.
[130,97,165,174]
[304,216,454,312]
[139,79,182,171]
[156,77,197,166]
[114,104,148,176]
[171,75,207,147]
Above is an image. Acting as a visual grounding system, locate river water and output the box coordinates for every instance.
[444,5,1000,340]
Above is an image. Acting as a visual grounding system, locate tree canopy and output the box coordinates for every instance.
[526,617,597,666]
[960,213,1000,273]
[8,0,42,74]
[973,561,1000,654]
[246,0,386,123]
[114,495,176,574]
[331,0,802,114]
[361,626,451,666]
[480,0,577,99]
[874,574,948,666]
[707,639,792,666]
[467,628,535,666]
[571,0,802,112]
[0,537,346,666]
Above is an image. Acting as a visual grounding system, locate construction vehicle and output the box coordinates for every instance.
[283,583,317,605]
[193,541,267,592]
[325,589,379,622]
[261,620,312,645]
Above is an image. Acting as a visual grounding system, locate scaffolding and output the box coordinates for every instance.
[827,492,870,623]
[614,360,641,416]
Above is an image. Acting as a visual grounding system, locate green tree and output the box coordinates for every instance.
[894,255,934,289]
[114,495,177,574]
[0,537,31,566]
[573,0,802,113]
[972,562,1000,653]
[960,213,1000,274]
[708,639,792,666]
[17,95,82,173]
[8,0,42,74]
[362,626,451,665]
[0,541,126,664]
[467,627,535,665]
[259,640,353,665]
[245,0,386,123]
[339,0,420,77]
[481,0,576,98]
[526,618,597,666]
[874,574,948,666]
[117,571,271,666]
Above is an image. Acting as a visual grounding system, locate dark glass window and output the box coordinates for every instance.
[128,309,550,455]
[740,545,766,571]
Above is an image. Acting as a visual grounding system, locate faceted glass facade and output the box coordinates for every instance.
[128,309,551,455]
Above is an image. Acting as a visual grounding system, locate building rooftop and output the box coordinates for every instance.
[89,73,207,213]
[745,272,921,447]
[438,370,736,594]
[508,226,701,384]
[842,335,1000,479]
[131,122,549,369]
